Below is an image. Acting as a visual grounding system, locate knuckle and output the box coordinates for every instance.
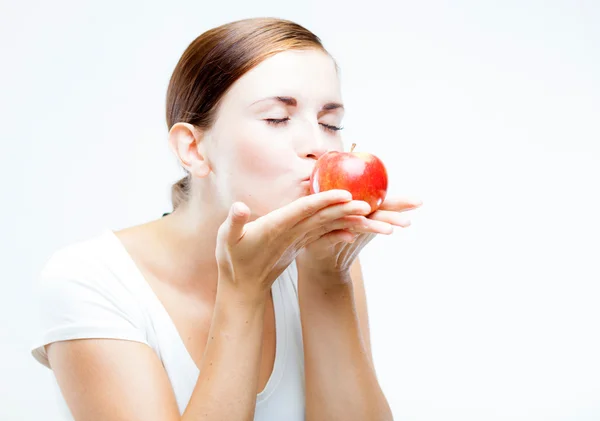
[343,201,367,215]
[301,201,316,216]
[343,218,356,229]
[320,224,329,235]
[339,202,353,214]
[316,210,330,225]
[264,223,280,242]
[348,202,363,214]
[217,223,229,238]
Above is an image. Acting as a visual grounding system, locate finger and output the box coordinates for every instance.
[225,202,250,244]
[293,200,372,235]
[350,218,394,235]
[318,229,356,246]
[303,214,391,246]
[368,209,412,228]
[303,214,367,243]
[267,189,353,232]
[324,215,394,235]
[378,197,423,212]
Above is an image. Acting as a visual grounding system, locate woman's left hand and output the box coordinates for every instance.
[295,196,423,283]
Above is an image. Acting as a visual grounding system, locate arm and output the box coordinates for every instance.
[47,282,268,421]
[45,191,378,421]
[350,258,373,364]
[298,256,393,421]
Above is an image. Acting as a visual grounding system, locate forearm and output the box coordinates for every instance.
[298,270,393,421]
[183,281,267,421]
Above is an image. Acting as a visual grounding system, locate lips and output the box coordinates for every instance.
[300,177,311,194]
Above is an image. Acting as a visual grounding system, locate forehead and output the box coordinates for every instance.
[224,49,342,108]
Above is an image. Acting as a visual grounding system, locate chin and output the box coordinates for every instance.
[234,182,306,219]
[256,195,301,219]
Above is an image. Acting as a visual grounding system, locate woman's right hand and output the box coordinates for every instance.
[215,189,373,302]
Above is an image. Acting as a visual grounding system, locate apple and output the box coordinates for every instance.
[310,143,388,213]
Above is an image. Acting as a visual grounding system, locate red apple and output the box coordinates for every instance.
[310,143,388,213]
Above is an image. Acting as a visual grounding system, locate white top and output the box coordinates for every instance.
[31,230,306,420]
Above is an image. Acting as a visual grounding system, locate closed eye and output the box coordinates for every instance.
[265,118,290,125]
[264,118,343,133]
[320,123,344,133]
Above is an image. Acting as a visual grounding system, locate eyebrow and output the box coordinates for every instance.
[250,96,344,111]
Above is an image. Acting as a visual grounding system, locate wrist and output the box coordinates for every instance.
[298,268,355,297]
[297,263,353,289]
[216,272,270,310]
[298,272,357,320]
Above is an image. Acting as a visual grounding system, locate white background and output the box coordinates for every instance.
[1,0,599,420]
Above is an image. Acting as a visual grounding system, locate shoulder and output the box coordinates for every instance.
[34,231,149,313]
[34,230,147,328]
[31,230,150,368]
[40,231,112,279]
[38,230,138,295]
[38,231,138,286]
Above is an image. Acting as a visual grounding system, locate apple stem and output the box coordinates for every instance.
[351,143,356,152]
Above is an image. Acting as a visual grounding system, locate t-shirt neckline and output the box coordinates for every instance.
[103,229,287,402]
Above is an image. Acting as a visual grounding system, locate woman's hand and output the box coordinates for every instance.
[215,189,379,302]
[295,196,423,284]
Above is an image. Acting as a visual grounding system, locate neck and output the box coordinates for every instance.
[156,193,228,289]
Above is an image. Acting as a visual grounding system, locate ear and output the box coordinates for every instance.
[168,122,211,178]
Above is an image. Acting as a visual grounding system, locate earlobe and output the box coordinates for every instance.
[193,159,211,177]
[168,122,212,178]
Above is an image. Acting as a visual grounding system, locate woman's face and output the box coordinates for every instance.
[205,48,345,218]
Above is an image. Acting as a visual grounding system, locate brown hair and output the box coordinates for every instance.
[166,17,333,210]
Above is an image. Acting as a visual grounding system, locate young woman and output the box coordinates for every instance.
[31,17,422,421]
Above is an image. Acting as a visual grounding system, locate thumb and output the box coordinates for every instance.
[226,202,250,244]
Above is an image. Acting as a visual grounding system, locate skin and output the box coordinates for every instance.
[46,48,422,420]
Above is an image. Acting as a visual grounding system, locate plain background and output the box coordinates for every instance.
[1,0,599,420]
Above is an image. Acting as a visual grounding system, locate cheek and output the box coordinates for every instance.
[232,128,292,179]
[217,127,300,215]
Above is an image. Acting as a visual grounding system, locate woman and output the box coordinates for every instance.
[31,17,421,421]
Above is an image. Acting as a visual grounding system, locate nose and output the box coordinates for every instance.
[304,147,327,160]
[300,132,328,161]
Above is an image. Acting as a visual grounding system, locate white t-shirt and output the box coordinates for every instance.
[31,230,306,420]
